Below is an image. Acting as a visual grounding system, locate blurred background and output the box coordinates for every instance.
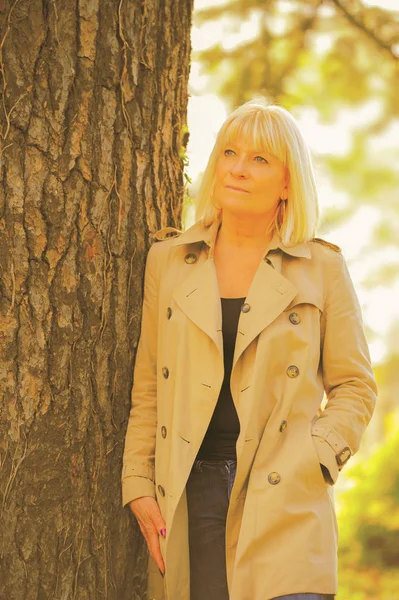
[183,1,399,597]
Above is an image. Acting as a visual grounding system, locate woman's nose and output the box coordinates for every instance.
[230,157,249,178]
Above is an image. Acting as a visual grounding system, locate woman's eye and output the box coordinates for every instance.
[255,155,267,163]
[224,149,235,156]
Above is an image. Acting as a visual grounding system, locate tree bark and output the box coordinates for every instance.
[0,0,192,598]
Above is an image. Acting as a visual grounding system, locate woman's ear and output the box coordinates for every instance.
[280,169,289,200]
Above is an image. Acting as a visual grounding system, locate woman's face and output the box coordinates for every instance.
[213,139,288,219]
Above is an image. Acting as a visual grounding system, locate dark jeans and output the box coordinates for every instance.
[186,458,335,600]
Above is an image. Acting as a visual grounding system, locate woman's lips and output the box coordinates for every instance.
[226,185,249,193]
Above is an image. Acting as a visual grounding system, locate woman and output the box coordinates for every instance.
[121,98,377,600]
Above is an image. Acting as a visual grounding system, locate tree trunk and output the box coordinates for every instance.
[0,0,192,598]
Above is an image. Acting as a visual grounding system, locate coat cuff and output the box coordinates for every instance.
[122,476,156,508]
[312,435,340,484]
[312,424,352,472]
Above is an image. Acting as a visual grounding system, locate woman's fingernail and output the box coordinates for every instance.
[158,568,164,578]
[160,528,166,537]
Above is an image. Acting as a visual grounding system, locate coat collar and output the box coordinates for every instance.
[172,214,309,367]
[172,214,311,260]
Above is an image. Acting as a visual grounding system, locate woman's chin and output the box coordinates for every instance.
[219,204,269,219]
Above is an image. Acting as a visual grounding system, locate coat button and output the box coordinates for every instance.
[161,425,167,438]
[286,365,299,378]
[279,420,287,432]
[158,484,165,497]
[162,366,169,379]
[268,472,281,485]
[241,303,251,313]
[289,312,300,325]
[184,253,197,264]
[166,307,172,319]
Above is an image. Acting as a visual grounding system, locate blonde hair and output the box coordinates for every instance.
[195,98,319,245]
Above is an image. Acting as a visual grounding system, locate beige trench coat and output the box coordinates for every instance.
[122,214,377,600]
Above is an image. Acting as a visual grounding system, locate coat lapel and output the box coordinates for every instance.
[233,258,297,369]
[172,256,224,359]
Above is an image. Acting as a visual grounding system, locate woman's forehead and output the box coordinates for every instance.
[223,125,275,152]
[224,138,270,153]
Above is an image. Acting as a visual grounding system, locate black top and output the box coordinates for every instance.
[196,297,245,461]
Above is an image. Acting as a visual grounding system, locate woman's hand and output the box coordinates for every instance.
[129,496,166,575]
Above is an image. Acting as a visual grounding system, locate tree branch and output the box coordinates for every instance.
[330,0,398,62]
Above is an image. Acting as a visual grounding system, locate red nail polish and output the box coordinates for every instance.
[160,528,166,537]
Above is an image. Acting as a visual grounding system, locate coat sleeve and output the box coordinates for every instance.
[312,250,378,484]
[121,242,161,507]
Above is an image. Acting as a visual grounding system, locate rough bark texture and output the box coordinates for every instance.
[0,0,192,598]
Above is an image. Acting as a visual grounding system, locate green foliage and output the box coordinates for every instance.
[324,129,399,200]
[194,0,398,112]
[179,123,195,225]
[362,263,399,287]
[318,204,356,234]
[337,419,399,598]
[179,122,193,190]
[372,221,399,246]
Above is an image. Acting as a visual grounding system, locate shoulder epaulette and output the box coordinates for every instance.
[312,237,342,253]
[152,226,183,242]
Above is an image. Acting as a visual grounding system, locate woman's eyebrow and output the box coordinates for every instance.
[253,149,271,156]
